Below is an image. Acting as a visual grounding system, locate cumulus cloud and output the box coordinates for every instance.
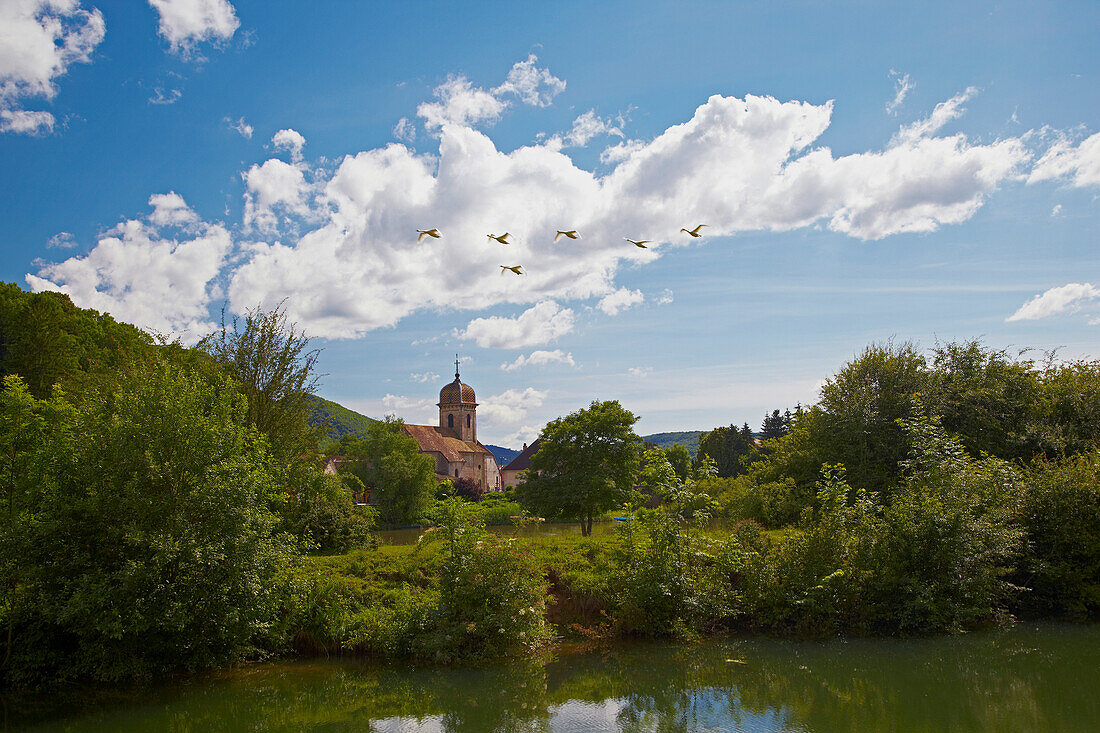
[478,387,547,426]
[500,349,575,372]
[272,127,305,161]
[222,85,1029,339]
[242,158,311,231]
[225,115,252,138]
[0,0,105,134]
[545,109,624,150]
[656,288,674,305]
[457,301,575,349]
[597,287,643,316]
[893,86,977,144]
[26,193,231,342]
[46,231,77,249]
[1007,283,1100,322]
[148,0,239,56]
[500,425,541,447]
[393,116,415,143]
[1051,204,1062,217]
[886,69,912,115]
[417,54,562,131]
[1028,131,1100,188]
[628,366,653,378]
[410,371,440,383]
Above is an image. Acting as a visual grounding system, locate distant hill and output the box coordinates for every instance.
[486,444,520,466]
[642,431,707,459]
[308,395,377,443]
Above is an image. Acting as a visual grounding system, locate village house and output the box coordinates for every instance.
[500,439,540,488]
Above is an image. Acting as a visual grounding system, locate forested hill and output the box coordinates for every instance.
[642,431,706,459]
[308,395,377,442]
[487,445,520,465]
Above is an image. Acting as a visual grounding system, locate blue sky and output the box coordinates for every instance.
[2,0,1099,445]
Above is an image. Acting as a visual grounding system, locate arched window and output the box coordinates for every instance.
[466,414,471,428]
[448,414,454,428]
[454,469,459,477]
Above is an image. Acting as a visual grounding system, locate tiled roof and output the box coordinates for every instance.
[404,423,491,463]
[503,438,540,472]
[439,376,476,405]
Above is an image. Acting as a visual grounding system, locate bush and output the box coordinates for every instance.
[279,470,377,553]
[1013,452,1100,619]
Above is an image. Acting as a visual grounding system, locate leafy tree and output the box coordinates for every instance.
[2,362,293,685]
[200,304,323,462]
[665,443,692,483]
[343,417,437,525]
[697,423,756,478]
[518,400,642,536]
[1034,359,1100,458]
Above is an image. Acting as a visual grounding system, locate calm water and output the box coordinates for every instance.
[6,624,1099,732]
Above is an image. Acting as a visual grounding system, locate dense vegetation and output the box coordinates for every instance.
[2,283,1098,691]
[308,395,378,444]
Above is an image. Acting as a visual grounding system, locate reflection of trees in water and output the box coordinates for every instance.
[14,625,1100,731]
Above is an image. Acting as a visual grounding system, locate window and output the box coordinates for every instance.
[448,414,454,428]
[454,469,459,477]
[466,414,471,428]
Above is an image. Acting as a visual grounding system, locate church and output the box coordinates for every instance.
[402,362,502,492]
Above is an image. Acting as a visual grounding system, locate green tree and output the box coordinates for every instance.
[519,400,642,536]
[343,417,436,525]
[697,423,756,478]
[200,304,323,462]
[761,409,792,441]
[665,443,692,483]
[2,362,293,685]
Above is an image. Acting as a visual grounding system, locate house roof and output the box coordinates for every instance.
[502,438,541,472]
[404,423,491,463]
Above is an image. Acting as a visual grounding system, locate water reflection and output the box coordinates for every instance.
[9,624,1100,732]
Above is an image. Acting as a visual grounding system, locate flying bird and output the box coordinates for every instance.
[500,265,524,275]
[416,229,441,242]
[554,230,579,242]
[680,224,708,237]
[625,238,651,248]
[487,232,511,244]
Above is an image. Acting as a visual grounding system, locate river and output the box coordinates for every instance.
[6,623,1098,731]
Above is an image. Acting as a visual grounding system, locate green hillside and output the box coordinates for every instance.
[642,431,706,459]
[308,395,378,443]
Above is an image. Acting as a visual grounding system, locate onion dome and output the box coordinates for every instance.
[439,373,476,405]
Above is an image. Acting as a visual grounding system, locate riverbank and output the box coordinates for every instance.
[8,623,1100,731]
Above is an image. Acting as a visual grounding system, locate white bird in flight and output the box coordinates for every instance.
[500,265,525,275]
[680,224,708,237]
[625,238,651,248]
[416,228,441,242]
[488,232,511,244]
[554,230,579,242]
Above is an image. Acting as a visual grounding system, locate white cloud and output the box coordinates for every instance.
[1028,131,1100,188]
[886,70,912,115]
[493,54,565,107]
[148,0,239,56]
[242,158,310,231]
[478,387,547,426]
[46,231,77,249]
[410,371,440,383]
[1051,204,1062,217]
[211,77,1029,340]
[272,127,305,161]
[545,109,624,151]
[500,425,541,447]
[500,349,575,372]
[393,116,415,143]
[0,108,54,134]
[600,138,645,164]
[0,0,105,134]
[377,393,435,424]
[1007,283,1100,322]
[225,116,252,138]
[148,87,181,105]
[597,287,643,316]
[25,194,230,343]
[417,74,506,130]
[148,191,200,228]
[417,54,563,132]
[457,301,575,349]
[893,86,977,144]
[656,288,674,305]
[628,366,653,378]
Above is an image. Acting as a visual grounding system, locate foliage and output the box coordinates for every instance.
[664,444,692,483]
[640,431,705,460]
[760,408,795,441]
[278,470,377,553]
[1,363,295,685]
[1034,359,1100,458]
[199,303,323,462]
[308,394,378,444]
[519,400,642,536]
[1012,452,1100,619]
[451,476,485,501]
[697,423,757,478]
[342,417,437,526]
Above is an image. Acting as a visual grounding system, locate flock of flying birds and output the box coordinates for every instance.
[414,224,709,276]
